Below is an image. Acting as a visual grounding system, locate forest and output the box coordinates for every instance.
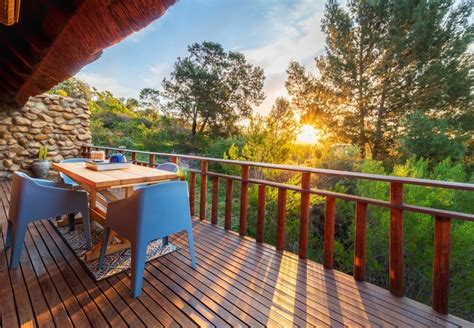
[50,0,474,320]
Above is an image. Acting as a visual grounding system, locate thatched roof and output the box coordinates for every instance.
[0,0,176,108]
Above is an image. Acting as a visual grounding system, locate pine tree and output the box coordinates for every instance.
[286,0,473,161]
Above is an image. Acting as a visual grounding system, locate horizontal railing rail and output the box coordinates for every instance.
[82,144,474,315]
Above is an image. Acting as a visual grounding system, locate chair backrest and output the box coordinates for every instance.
[60,158,88,184]
[156,162,179,173]
[111,181,191,243]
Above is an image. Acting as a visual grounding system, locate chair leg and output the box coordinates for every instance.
[186,229,196,269]
[10,222,27,269]
[81,208,92,250]
[5,220,13,249]
[131,242,147,298]
[98,227,111,270]
[68,213,76,232]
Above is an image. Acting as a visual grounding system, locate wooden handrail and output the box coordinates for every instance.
[82,144,474,315]
[85,145,474,191]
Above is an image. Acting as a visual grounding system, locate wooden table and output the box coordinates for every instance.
[52,162,178,261]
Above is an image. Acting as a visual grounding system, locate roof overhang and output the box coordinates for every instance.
[0,0,177,108]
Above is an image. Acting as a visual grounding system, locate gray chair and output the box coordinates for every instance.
[6,172,92,269]
[156,162,179,173]
[98,181,196,297]
[58,157,88,231]
[59,157,88,187]
[156,162,179,245]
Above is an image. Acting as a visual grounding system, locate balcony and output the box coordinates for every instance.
[1,145,472,327]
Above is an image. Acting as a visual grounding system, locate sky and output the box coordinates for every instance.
[76,0,327,115]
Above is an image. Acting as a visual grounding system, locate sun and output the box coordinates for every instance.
[296,125,320,144]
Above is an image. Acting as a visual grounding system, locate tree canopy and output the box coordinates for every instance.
[286,0,473,161]
[146,41,265,141]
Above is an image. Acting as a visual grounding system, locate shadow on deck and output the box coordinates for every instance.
[0,179,471,327]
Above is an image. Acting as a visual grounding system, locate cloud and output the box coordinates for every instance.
[241,0,326,114]
[142,63,173,88]
[76,72,138,99]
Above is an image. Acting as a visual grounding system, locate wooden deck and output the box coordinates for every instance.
[0,179,471,328]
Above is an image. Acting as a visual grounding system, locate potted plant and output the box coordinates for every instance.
[32,145,50,179]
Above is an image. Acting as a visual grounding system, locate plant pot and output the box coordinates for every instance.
[32,160,51,179]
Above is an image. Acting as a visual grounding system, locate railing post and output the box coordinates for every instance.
[432,216,451,314]
[199,161,208,221]
[171,156,178,164]
[390,182,404,297]
[276,188,287,251]
[211,176,219,225]
[148,154,155,167]
[354,202,368,281]
[239,165,249,236]
[323,196,336,269]
[299,172,311,259]
[83,146,91,159]
[189,172,196,217]
[104,148,109,158]
[256,185,266,243]
[224,178,233,230]
[131,152,137,164]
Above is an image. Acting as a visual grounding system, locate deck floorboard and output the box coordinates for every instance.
[0,179,472,328]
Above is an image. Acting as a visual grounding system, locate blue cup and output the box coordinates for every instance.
[109,153,127,163]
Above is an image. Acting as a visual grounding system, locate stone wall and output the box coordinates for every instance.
[0,94,91,177]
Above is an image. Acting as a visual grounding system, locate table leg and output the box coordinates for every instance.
[84,232,131,262]
[125,186,134,198]
[89,189,97,208]
[57,215,83,228]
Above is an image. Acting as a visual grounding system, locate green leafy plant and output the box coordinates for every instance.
[38,146,48,161]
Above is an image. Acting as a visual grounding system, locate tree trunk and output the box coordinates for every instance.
[191,106,198,137]
[358,40,367,159]
[373,79,387,160]
[199,117,209,133]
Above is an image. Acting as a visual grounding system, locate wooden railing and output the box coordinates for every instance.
[81,145,474,315]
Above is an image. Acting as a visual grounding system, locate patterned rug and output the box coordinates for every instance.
[49,217,178,281]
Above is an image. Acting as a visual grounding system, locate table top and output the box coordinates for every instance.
[52,162,178,189]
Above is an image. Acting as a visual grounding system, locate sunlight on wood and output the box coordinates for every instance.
[296,125,320,144]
